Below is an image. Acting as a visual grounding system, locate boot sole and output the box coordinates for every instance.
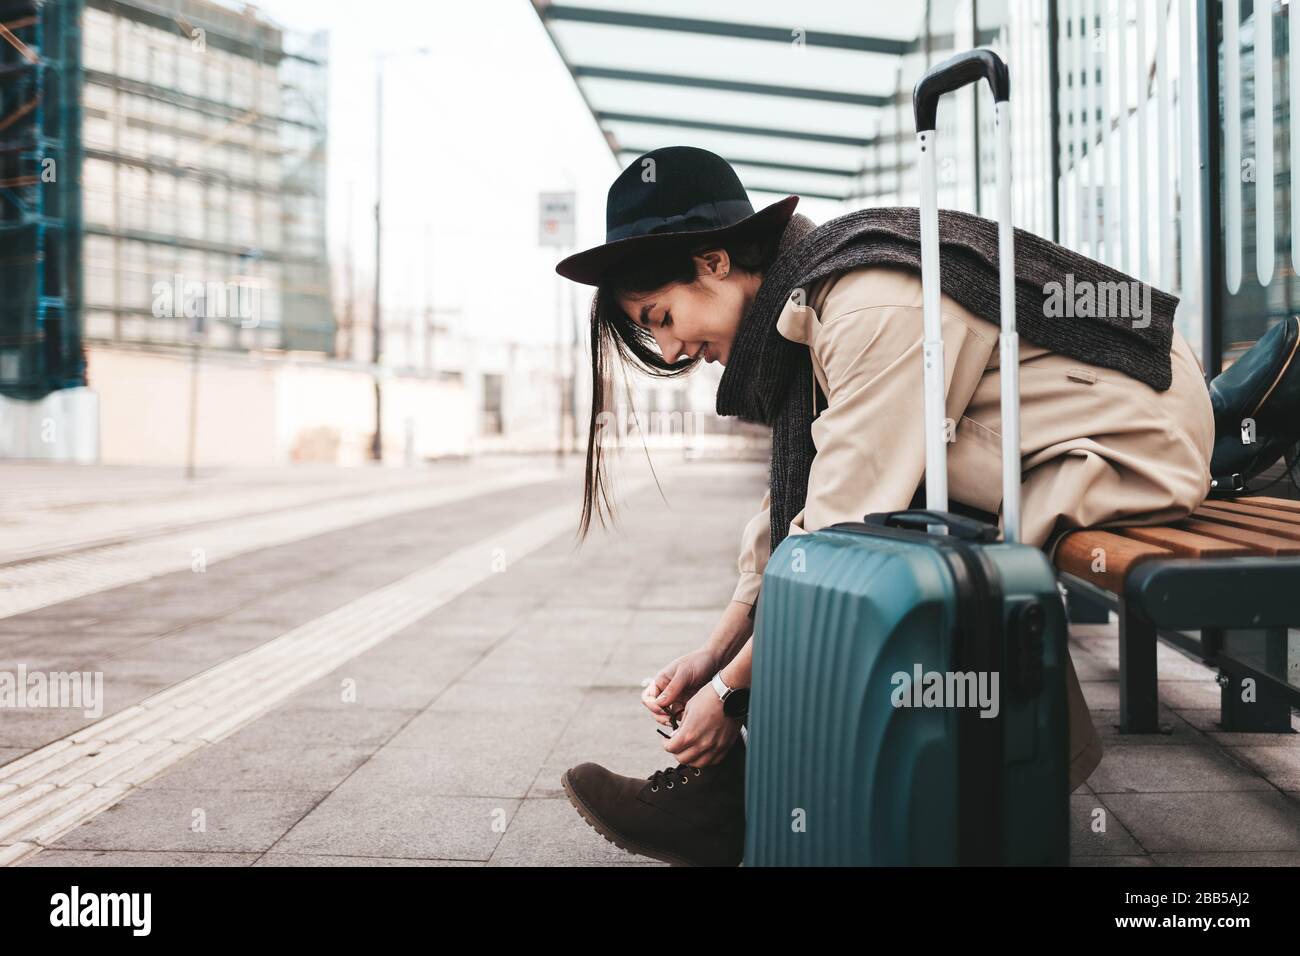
[560,770,695,867]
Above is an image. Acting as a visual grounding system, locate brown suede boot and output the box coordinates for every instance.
[561,741,745,867]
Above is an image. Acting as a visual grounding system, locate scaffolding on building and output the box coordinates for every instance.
[78,0,331,355]
[0,0,85,400]
[1,0,331,404]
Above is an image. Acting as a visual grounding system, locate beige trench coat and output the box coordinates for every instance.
[732,265,1215,791]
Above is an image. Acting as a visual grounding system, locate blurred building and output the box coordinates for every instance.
[0,0,337,462]
[79,0,330,353]
[0,0,698,467]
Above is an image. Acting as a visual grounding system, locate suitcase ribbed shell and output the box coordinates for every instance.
[744,527,1069,866]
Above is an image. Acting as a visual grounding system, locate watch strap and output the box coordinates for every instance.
[710,672,732,702]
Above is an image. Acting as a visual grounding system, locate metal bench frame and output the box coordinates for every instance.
[1060,557,1300,733]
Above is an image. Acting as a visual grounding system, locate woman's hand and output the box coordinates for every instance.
[641,648,719,725]
[641,600,755,725]
[662,683,740,766]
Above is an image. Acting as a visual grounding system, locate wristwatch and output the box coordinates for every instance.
[710,672,751,720]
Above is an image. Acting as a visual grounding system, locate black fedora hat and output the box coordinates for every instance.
[555,146,799,286]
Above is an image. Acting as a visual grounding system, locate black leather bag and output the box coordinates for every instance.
[1208,316,1300,495]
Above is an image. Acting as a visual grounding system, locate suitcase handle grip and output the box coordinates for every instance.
[864,509,999,543]
[913,49,1010,132]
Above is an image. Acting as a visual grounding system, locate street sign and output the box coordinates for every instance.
[538,191,576,248]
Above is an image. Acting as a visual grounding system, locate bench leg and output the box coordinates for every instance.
[1067,588,1110,624]
[1118,598,1159,733]
[1217,629,1294,733]
[1200,627,1223,664]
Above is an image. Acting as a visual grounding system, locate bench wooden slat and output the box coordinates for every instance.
[1194,505,1300,541]
[1116,525,1253,557]
[1176,518,1300,556]
[1209,500,1300,525]
[1054,530,1173,593]
[1059,495,1300,738]
[1237,495,1300,515]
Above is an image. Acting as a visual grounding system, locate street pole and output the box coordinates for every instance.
[184,296,206,480]
[555,247,566,468]
[371,61,385,462]
[185,333,200,480]
[569,258,580,460]
[424,222,434,373]
[342,179,355,359]
[539,190,576,468]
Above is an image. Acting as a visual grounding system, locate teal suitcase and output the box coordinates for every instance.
[743,50,1070,866]
[743,512,1070,865]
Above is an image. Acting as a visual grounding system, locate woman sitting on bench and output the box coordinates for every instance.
[554,146,1216,867]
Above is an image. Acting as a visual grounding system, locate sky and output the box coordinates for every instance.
[254,0,622,349]
[248,0,879,353]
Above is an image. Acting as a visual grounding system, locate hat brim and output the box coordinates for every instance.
[555,195,800,286]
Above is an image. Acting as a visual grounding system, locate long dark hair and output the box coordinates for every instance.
[578,232,781,540]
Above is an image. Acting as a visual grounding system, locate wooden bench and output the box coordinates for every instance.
[1054,495,1300,734]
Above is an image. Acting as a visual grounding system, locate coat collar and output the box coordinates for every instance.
[776,289,821,346]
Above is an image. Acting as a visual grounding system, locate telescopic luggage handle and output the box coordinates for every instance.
[912,49,1010,133]
[911,48,1022,545]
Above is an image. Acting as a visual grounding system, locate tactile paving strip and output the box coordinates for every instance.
[0,482,641,867]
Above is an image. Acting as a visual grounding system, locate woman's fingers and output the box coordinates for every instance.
[643,700,679,727]
[641,679,665,714]
[664,725,709,760]
[655,668,693,712]
[643,660,679,712]
[662,711,693,754]
[669,740,709,767]
[670,737,726,768]
[673,745,701,766]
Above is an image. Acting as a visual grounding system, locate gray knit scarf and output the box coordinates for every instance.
[714,206,1179,554]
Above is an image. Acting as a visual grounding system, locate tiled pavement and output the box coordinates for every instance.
[1,460,1297,865]
[1070,625,1300,866]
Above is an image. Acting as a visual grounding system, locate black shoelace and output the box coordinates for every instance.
[655,709,680,740]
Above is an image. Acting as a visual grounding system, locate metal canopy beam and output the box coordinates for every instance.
[540,4,912,54]
[533,3,1001,170]
[573,66,890,107]
[617,147,860,178]
[616,149,908,202]
[540,5,1000,55]
[746,185,851,202]
[597,110,874,147]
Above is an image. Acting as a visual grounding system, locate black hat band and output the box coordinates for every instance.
[605,198,757,243]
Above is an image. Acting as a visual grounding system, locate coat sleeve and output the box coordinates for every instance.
[731,487,771,606]
[797,301,994,535]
